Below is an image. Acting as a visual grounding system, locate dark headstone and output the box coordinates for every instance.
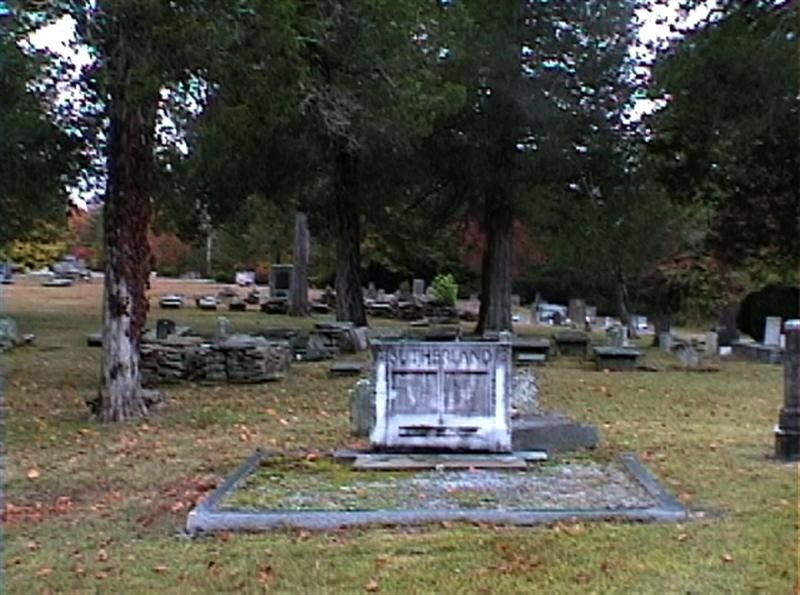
[716,303,740,346]
[776,319,800,460]
[156,318,176,340]
[553,330,590,357]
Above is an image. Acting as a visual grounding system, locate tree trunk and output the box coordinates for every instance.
[334,151,367,326]
[476,192,513,335]
[614,268,638,339]
[289,208,310,316]
[98,80,157,422]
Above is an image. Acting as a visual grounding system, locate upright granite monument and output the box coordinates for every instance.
[775,319,800,460]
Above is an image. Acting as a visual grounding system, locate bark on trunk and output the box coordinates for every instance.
[334,152,367,326]
[614,268,638,339]
[476,192,514,335]
[98,76,157,422]
[289,208,310,316]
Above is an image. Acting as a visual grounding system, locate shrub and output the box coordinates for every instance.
[430,273,458,307]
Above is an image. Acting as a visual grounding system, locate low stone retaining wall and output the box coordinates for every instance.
[141,334,291,387]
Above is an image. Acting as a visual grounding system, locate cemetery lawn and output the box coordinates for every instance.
[3,278,797,594]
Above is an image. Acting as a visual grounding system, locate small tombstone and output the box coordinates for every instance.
[350,379,375,437]
[606,325,627,348]
[412,278,425,297]
[269,264,293,299]
[511,370,540,416]
[585,305,598,324]
[568,298,586,327]
[705,331,719,357]
[0,317,20,350]
[659,333,673,353]
[469,292,479,303]
[716,303,740,346]
[511,294,521,308]
[216,316,233,339]
[764,316,782,346]
[366,282,377,300]
[156,318,176,340]
[775,319,800,460]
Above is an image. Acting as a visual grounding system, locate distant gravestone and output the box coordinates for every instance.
[764,316,782,346]
[705,331,719,357]
[716,303,740,346]
[370,335,513,452]
[216,316,233,339]
[269,264,293,299]
[568,298,586,326]
[412,278,425,297]
[350,379,375,437]
[156,319,176,340]
[0,317,20,351]
[511,294,521,308]
[367,282,377,300]
[606,325,627,348]
[585,305,597,324]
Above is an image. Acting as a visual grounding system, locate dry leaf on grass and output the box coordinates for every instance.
[365,578,380,592]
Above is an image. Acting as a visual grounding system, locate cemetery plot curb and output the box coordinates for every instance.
[185,450,687,536]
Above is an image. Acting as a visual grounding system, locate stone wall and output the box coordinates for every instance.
[141,334,291,387]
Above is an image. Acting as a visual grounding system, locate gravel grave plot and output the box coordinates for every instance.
[221,459,659,512]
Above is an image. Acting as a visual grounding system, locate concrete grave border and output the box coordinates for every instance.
[185,450,687,536]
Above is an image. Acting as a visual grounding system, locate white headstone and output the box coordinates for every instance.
[370,338,512,452]
[412,278,425,297]
[764,316,782,346]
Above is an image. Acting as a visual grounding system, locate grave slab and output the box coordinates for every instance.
[512,413,600,454]
[593,346,642,371]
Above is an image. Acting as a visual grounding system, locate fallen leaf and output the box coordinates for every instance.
[676,533,690,542]
[279,418,290,426]
[153,565,168,574]
[96,549,109,562]
[27,541,40,551]
[36,567,53,577]
[721,554,734,563]
[94,571,108,580]
[27,468,41,480]
[365,578,380,592]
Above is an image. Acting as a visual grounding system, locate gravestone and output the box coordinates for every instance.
[350,379,374,437]
[705,331,719,357]
[156,319,176,340]
[367,282,377,300]
[764,316,782,346]
[511,294,521,308]
[0,317,20,351]
[716,303,740,346]
[606,325,628,348]
[269,264,293,299]
[775,319,800,460]
[370,335,513,452]
[412,278,425,297]
[585,305,597,324]
[216,316,233,339]
[568,298,586,327]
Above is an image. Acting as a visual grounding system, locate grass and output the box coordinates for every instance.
[2,277,798,594]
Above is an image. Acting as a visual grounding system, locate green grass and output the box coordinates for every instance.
[2,280,798,594]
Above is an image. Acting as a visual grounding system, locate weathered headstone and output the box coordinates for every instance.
[0,317,20,351]
[716,303,740,346]
[606,325,627,348]
[367,282,377,300]
[705,331,719,357]
[216,316,233,339]
[764,316,782,346]
[659,333,673,353]
[776,319,800,460]
[412,278,425,297]
[350,379,374,437]
[370,335,513,452]
[568,298,586,327]
[156,318,176,340]
[269,264,293,299]
[511,370,540,416]
[511,294,521,308]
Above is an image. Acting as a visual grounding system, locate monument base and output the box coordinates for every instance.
[512,413,599,454]
[775,426,800,461]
